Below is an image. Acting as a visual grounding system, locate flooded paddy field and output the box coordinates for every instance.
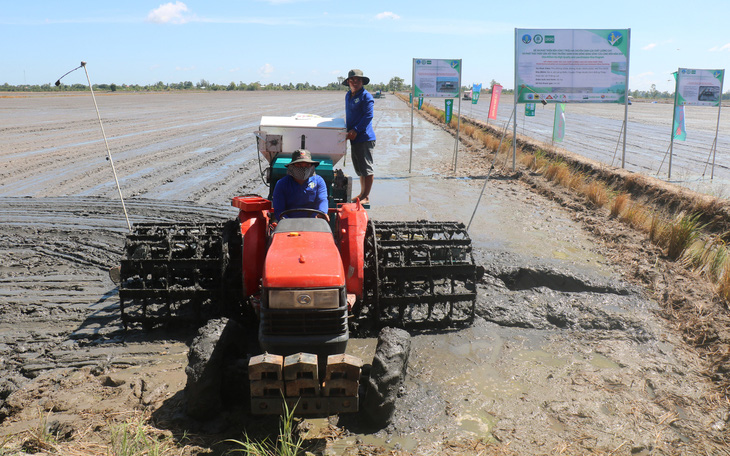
[0,91,728,455]
[456,96,730,197]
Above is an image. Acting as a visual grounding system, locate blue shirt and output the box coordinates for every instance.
[345,88,376,143]
[272,174,328,220]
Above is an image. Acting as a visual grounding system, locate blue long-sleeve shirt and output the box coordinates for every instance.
[272,174,328,220]
[345,88,376,143]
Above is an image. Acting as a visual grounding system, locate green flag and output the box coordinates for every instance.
[552,103,565,142]
[445,99,453,123]
[525,103,536,117]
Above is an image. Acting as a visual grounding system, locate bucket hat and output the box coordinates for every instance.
[342,69,370,86]
[286,149,319,167]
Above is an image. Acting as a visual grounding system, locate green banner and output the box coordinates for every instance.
[552,103,565,142]
[445,99,454,123]
[525,103,536,116]
[673,105,686,141]
[418,95,424,110]
[472,91,480,104]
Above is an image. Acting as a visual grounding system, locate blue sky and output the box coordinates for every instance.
[2,0,728,92]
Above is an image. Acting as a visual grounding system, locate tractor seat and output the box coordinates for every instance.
[274,217,331,234]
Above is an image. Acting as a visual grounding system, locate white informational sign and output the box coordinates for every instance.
[515,29,630,104]
[413,59,462,98]
[676,68,725,107]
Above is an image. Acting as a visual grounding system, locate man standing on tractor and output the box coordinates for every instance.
[343,69,376,205]
[272,149,329,221]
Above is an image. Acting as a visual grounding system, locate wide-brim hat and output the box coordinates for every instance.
[286,149,319,167]
[342,69,370,86]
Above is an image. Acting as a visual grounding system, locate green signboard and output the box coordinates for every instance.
[515,29,630,104]
[413,58,462,98]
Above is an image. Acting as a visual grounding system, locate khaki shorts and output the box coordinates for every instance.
[351,141,375,177]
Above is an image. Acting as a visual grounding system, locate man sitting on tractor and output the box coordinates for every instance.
[272,149,329,221]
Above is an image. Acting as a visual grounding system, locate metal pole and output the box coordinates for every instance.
[454,89,463,171]
[513,29,518,172]
[409,59,415,173]
[621,29,631,169]
[610,120,625,167]
[82,62,132,231]
[711,77,724,180]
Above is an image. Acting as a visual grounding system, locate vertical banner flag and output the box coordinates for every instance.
[525,103,536,116]
[472,83,482,104]
[409,93,413,104]
[488,84,503,120]
[418,95,424,110]
[552,103,566,142]
[673,105,686,141]
[445,99,454,124]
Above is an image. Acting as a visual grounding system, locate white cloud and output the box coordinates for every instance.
[642,43,657,51]
[259,63,275,75]
[147,2,191,24]
[709,43,730,52]
[376,11,400,20]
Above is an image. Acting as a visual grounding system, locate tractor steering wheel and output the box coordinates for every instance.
[279,208,329,220]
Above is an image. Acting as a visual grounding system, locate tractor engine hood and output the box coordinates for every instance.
[263,229,345,289]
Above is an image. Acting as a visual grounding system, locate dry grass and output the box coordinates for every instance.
[716,267,730,303]
[620,201,650,231]
[610,193,630,218]
[649,212,669,246]
[584,181,609,207]
[666,212,705,260]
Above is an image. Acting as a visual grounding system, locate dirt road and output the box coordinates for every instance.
[0,91,728,455]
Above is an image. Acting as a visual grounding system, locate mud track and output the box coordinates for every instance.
[1,92,729,455]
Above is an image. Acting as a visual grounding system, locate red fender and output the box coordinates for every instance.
[232,196,271,297]
[336,201,369,298]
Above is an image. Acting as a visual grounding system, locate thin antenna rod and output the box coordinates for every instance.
[80,62,132,232]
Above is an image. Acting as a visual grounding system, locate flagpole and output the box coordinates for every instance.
[409,59,415,173]
[710,75,724,180]
[668,70,679,180]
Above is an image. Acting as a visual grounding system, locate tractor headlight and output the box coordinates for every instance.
[268,288,340,309]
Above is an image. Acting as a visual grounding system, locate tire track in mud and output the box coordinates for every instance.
[0,196,240,395]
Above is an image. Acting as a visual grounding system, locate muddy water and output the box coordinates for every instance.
[0,92,723,455]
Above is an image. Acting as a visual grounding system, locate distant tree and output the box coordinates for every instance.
[110,84,117,92]
[388,76,404,92]
[227,81,237,91]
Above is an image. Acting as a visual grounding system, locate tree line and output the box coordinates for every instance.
[0,76,410,93]
[4,78,727,100]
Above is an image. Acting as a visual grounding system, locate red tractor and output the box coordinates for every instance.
[117,115,480,426]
